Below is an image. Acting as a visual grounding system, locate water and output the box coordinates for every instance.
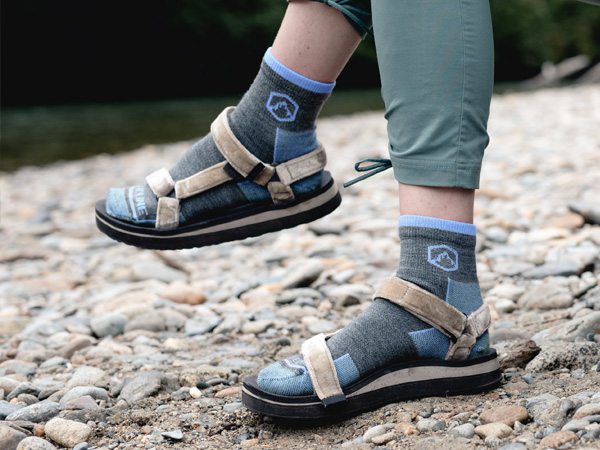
[1,89,385,172]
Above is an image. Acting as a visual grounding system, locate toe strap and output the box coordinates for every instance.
[301,334,346,406]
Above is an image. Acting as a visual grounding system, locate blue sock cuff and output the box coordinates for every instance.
[398,215,476,236]
[264,47,336,94]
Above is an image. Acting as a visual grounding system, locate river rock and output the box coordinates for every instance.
[518,283,573,310]
[119,371,179,404]
[474,423,512,439]
[67,367,106,389]
[526,342,600,372]
[531,311,600,345]
[5,402,59,423]
[16,436,57,450]
[44,418,91,448]
[480,406,529,427]
[0,423,28,450]
[89,313,128,338]
[58,387,108,410]
[539,430,578,448]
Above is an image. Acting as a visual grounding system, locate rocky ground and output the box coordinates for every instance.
[1,84,600,450]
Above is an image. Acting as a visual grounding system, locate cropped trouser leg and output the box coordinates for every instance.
[371,0,494,189]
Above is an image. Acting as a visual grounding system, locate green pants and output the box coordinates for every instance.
[307,0,494,189]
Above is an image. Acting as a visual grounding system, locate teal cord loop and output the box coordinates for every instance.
[315,0,373,37]
[343,158,393,188]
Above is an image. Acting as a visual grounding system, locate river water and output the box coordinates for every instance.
[1,90,385,172]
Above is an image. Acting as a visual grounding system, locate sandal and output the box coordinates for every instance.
[242,277,501,421]
[95,107,341,250]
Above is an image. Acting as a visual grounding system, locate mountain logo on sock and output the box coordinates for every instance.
[427,245,459,271]
[267,92,298,122]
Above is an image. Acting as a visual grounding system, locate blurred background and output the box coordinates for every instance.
[2,0,600,171]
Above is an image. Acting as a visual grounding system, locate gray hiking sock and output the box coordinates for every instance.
[106,48,334,225]
[258,215,489,396]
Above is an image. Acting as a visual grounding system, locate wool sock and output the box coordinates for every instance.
[257,215,490,396]
[106,48,335,225]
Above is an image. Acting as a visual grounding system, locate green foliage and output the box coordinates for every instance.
[491,0,600,80]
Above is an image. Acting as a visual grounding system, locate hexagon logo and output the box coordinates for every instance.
[427,245,459,272]
[266,92,298,122]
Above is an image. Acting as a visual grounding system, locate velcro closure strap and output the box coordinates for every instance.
[374,277,467,340]
[301,334,346,406]
[275,145,327,186]
[267,182,295,204]
[466,304,491,338]
[211,107,275,186]
[174,161,232,199]
[156,197,180,229]
[146,168,175,198]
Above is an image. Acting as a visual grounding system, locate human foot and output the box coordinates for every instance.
[95,48,340,249]
[242,216,501,420]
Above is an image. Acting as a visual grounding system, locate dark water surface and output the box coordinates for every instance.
[1,90,385,172]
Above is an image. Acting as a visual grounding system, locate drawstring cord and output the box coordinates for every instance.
[343,158,393,188]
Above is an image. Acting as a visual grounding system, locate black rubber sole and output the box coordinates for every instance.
[95,171,341,250]
[242,350,502,422]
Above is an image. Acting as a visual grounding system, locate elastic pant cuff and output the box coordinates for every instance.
[391,157,482,190]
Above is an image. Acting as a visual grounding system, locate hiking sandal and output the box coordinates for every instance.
[242,277,501,421]
[95,107,341,250]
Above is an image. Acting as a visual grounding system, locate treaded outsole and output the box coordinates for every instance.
[241,350,502,423]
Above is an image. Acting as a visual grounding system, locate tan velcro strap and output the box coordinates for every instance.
[156,197,180,229]
[267,182,295,204]
[275,145,327,186]
[146,168,175,198]
[174,161,232,199]
[301,334,346,406]
[211,107,275,186]
[374,277,467,340]
[465,304,491,338]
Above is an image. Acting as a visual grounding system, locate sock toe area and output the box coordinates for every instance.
[257,353,360,397]
[106,187,133,221]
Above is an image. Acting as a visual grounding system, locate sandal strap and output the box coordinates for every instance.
[211,107,276,186]
[174,161,232,199]
[156,197,180,229]
[373,277,490,361]
[147,106,328,228]
[301,333,346,406]
[146,168,175,198]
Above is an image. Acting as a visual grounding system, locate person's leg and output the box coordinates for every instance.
[98,1,361,248]
[256,0,494,400]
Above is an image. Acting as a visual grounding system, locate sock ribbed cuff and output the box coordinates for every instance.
[398,215,476,236]
[264,47,336,94]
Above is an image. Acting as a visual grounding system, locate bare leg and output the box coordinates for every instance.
[272,0,362,83]
[398,183,475,224]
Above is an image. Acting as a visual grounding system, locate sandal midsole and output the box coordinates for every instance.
[96,172,339,240]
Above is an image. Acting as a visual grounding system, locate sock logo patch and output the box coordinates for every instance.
[427,245,459,271]
[266,92,298,122]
